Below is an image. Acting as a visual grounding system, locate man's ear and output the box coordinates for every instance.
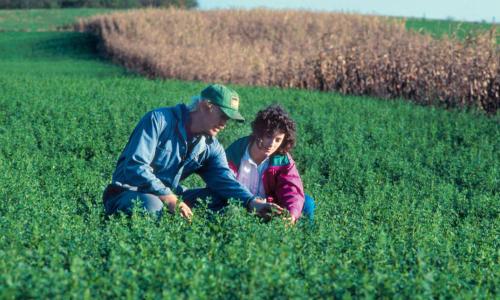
[205,101,215,113]
[200,100,212,112]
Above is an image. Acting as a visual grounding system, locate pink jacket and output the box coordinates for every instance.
[225,137,305,219]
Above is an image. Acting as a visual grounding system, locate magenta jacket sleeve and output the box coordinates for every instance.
[274,156,305,220]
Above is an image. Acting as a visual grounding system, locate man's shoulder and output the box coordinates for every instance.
[205,135,223,149]
[150,104,185,118]
[142,104,186,129]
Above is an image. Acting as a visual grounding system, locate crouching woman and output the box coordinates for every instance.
[225,104,315,223]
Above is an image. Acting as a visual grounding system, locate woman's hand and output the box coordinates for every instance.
[248,198,284,220]
[282,215,297,226]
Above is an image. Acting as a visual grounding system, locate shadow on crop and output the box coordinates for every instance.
[31,32,106,60]
[1,31,113,62]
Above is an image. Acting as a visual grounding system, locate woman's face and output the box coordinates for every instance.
[254,131,286,157]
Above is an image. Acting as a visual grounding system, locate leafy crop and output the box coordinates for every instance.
[404,17,499,43]
[0,12,499,299]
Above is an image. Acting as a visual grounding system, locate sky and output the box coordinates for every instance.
[197,0,499,23]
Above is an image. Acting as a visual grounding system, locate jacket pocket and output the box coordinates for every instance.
[153,147,173,170]
[182,159,202,175]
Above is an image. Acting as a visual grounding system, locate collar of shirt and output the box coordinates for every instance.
[236,146,269,198]
[242,146,269,174]
[182,106,194,141]
[181,104,213,147]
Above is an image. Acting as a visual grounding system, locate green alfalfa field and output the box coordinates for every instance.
[0,9,498,299]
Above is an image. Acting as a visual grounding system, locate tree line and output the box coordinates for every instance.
[0,0,197,9]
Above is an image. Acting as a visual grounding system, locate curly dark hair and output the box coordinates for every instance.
[250,104,296,154]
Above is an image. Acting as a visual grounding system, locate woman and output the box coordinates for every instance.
[225,104,315,223]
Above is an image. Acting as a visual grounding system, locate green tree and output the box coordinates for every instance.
[0,0,198,8]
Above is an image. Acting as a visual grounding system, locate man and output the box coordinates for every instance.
[102,83,283,219]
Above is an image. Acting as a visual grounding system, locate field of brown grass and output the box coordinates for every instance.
[77,9,499,113]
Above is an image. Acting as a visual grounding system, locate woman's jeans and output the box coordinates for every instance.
[302,194,315,222]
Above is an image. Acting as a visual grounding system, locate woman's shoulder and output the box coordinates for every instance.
[269,152,294,168]
[226,136,249,148]
[225,136,250,165]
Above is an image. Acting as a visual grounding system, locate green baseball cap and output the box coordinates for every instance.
[201,84,245,122]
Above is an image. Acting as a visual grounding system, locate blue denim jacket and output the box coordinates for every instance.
[110,104,255,206]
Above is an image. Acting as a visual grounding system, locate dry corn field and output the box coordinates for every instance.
[78,9,500,113]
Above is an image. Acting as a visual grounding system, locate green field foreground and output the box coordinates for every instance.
[0,9,499,299]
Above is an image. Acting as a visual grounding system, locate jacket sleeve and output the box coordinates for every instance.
[119,111,172,196]
[276,158,305,220]
[197,142,256,207]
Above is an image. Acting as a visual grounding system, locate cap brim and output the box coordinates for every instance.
[220,106,245,122]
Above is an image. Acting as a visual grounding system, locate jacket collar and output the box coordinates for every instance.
[171,104,188,142]
[173,103,215,145]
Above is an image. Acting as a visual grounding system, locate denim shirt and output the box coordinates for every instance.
[110,104,255,206]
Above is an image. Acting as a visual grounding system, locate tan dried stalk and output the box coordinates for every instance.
[77,8,500,113]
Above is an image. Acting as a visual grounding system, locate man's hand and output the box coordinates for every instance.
[248,198,284,220]
[159,194,193,220]
[159,194,178,214]
[178,202,193,220]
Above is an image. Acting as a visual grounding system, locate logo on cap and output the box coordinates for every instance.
[231,95,239,110]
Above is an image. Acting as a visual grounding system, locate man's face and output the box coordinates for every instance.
[203,103,229,136]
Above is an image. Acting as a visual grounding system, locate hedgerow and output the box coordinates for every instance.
[0,0,197,9]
